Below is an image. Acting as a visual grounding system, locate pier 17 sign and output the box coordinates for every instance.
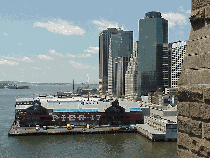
[52,114,103,121]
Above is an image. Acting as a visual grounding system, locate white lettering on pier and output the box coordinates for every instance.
[78,115,86,120]
[52,115,60,121]
[61,115,66,121]
[96,115,101,120]
[68,115,76,121]
[91,115,95,120]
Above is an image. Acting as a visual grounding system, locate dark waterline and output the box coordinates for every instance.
[0,85,177,158]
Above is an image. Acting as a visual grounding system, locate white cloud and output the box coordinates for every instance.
[2,33,8,36]
[69,61,96,69]
[17,43,22,46]
[186,10,191,14]
[178,6,184,12]
[31,67,41,70]
[93,20,119,31]
[84,46,99,54]
[66,53,92,58]
[178,6,191,14]
[92,66,98,69]
[162,13,187,28]
[76,54,92,58]
[34,19,85,35]
[66,53,76,58]
[0,59,18,66]
[48,49,64,57]
[1,56,33,62]
[48,49,91,58]
[37,55,54,60]
[21,57,33,62]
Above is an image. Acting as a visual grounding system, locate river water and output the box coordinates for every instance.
[0,84,177,158]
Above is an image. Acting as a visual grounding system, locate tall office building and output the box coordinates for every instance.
[170,40,187,88]
[125,41,138,101]
[168,43,172,88]
[137,11,168,96]
[99,28,133,96]
[113,56,130,97]
[108,33,132,96]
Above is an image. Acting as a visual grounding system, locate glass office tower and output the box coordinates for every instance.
[108,33,132,96]
[99,28,133,96]
[137,11,168,96]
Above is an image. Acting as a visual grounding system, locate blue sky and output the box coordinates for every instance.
[0,0,191,83]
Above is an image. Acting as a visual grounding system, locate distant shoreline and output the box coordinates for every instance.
[0,81,99,86]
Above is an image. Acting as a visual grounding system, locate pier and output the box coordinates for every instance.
[136,124,177,142]
[8,125,136,136]
[8,124,176,142]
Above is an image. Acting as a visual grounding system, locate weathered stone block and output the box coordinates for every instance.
[177,86,203,102]
[191,0,210,12]
[205,6,210,18]
[178,132,210,157]
[185,38,210,56]
[178,116,202,137]
[178,69,210,85]
[182,51,210,69]
[177,132,200,152]
[202,122,210,140]
[178,0,210,156]
[188,23,210,40]
[194,139,210,157]
[177,102,190,117]
[178,102,210,120]
[177,148,198,158]
[203,86,210,101]
[177,85,210,104]
[190,103,210,120]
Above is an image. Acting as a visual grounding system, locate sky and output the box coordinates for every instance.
[0,0,191,83]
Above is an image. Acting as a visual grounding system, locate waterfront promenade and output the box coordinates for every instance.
[8,125,135,136]
[8,123,176,142]
[137,124,165,141]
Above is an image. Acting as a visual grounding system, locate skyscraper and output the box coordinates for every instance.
[170,40,187,88]
[125,41,138,101]
[113,56,130,97]
[137,11,168,96]
[99,28,133,96]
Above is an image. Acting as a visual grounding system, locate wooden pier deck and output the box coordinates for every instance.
[8,125,136,136]
[8,124,177,142]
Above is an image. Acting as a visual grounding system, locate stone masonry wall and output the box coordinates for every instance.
[177,0,210,157]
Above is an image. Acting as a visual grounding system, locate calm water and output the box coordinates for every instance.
[0,85,177,158]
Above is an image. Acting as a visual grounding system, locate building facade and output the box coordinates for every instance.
[137,11,169,96]
[99,28,133,96]
[108,33,132,96]
[170,41,187,88]
[15,97,143,127]
[125,41,138,100]
[113,56,130,97]
[144,116,177,140]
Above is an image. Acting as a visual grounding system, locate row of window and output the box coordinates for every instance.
[16,102,33,105]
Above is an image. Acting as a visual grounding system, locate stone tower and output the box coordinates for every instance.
[177,0,210,157]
